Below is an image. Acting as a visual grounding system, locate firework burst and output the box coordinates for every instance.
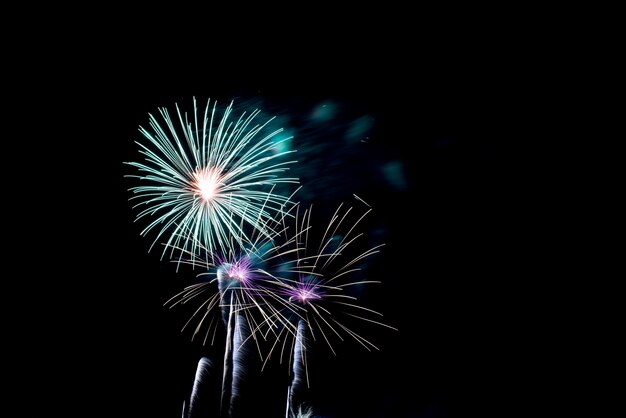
[166,197,396,361]
[164,198,396,416]
[165,204,304,417]
[263,200,397,417]
[271,200,397,357]
[126,97,299,264]
[162,201,301,347]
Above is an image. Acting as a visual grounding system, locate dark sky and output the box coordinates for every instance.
[50,27,527,418]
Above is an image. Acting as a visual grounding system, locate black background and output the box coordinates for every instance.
[42,15,530,418]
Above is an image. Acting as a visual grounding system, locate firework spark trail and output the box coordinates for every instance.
[220,292,234,416]
[126,97,299,266]
[218,267,255,417]
[286,318,308,418]
[188,357,212,418]
[229,308,251,417]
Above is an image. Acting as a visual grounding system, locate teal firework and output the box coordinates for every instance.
[126,97,299,264]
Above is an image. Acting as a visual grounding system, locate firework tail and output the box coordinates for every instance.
[188,357,212,418]
[217,270,253,417]
[220,291,234,416]
[286,318,308,418]
[229,310,251,417]
[219,296,252,417]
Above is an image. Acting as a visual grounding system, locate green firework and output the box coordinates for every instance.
[126,97,299,265]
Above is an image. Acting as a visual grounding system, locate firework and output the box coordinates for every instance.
[264,200,397,417]
[165,204,303,417]
[126,97,299,265]
[271,201,397,353]
[163,201,301,346]
[187,357,212,418]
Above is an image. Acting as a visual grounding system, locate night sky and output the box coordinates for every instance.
[53,27,525,418]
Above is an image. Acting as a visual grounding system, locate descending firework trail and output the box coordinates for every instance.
[221,297,252,417]
[187,357,213,418]
[218,272,253,417]
[126,97,299,265]
[286,319,307,418]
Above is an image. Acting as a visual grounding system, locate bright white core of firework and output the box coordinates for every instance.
[193,167,222,202]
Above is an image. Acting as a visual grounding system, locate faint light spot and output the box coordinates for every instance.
[346,115,374,143]
[381,161,408,190]
[311,101,337,121]
[271,130,293,155]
